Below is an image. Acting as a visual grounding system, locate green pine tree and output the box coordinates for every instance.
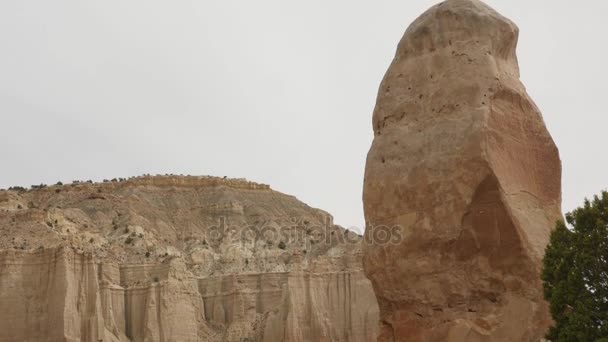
[542,191,608,341]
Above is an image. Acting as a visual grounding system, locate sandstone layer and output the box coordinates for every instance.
[0,175,378,341]
[362,0,562,341]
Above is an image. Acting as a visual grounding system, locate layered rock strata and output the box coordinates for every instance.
[0,175,378,341]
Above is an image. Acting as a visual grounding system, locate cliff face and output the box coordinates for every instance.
[362,0,562,341]
[0,175,378,341]
[0,249,207,342]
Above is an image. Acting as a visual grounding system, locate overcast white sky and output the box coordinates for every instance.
[1,0,606,232]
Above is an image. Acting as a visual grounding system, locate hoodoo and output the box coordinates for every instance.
[362,0,562,341]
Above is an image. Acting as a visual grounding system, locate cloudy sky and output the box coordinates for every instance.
[1,0,606,232]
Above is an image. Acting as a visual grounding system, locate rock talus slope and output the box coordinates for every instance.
[0,175,378,341]
[362,0,562,340]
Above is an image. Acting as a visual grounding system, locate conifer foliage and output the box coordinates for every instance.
[542,192,608,341]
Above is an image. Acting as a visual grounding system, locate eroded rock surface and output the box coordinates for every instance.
[0,175,378,341]
[362,0,562,340]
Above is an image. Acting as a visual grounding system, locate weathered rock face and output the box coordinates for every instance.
[0,248,208,342]
[0,175,378,341]
[362,0,562,340]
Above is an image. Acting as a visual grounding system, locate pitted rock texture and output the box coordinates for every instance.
[362,0,562,341]
[0,175,378,341]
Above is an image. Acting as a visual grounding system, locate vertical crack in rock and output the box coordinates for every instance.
[362,0,562,341]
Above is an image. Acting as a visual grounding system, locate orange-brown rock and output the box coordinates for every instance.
[0,175,378,341]
[362,0,562,340]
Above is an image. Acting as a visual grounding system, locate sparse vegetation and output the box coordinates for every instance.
[278,241,286,250]
[30,183,47,190]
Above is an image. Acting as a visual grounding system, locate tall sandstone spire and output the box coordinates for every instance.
[362,0,562,341]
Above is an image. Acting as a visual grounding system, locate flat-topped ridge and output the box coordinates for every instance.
[2,174,271,193]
